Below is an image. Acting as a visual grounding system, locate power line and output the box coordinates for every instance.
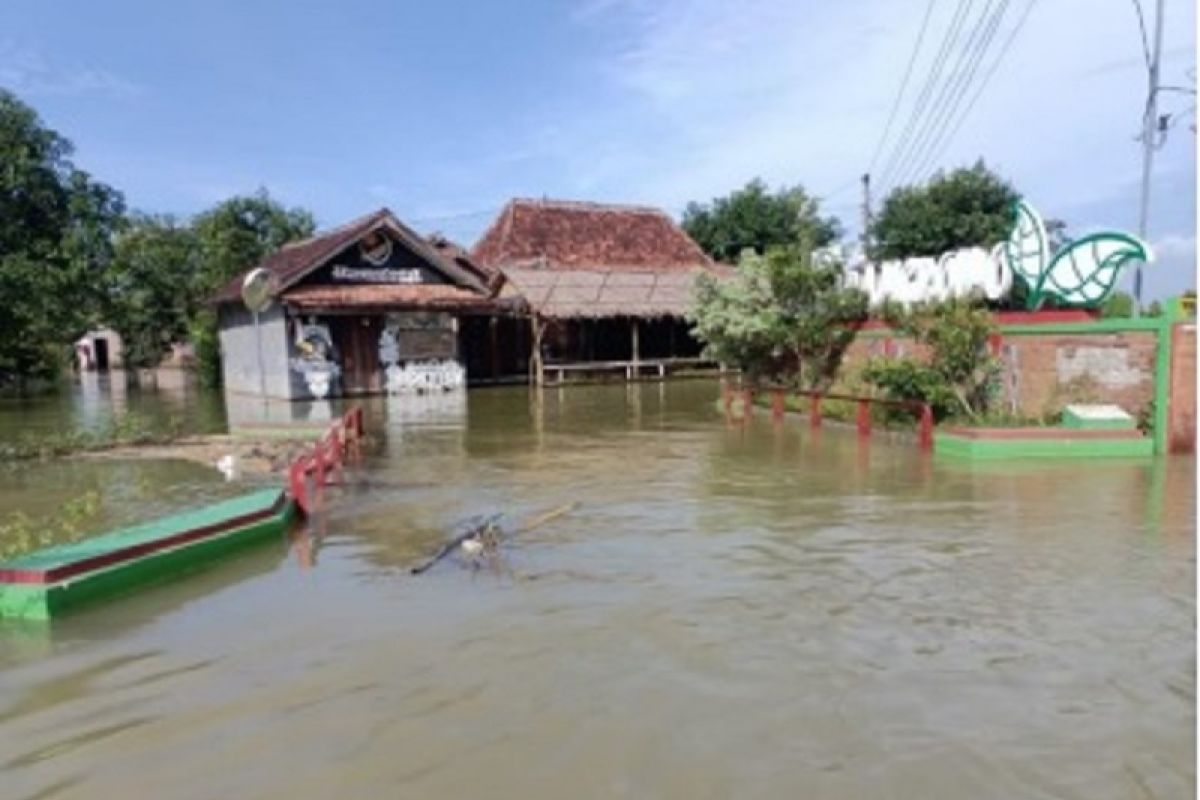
[866,0,940,174]
[890,0,1008,188]
[898,0,1013,186]
[407,208,500,226]
[817,176,861,201]
[876,0,976,193]
[914,0,1040,184]
[1130,0,1152,70]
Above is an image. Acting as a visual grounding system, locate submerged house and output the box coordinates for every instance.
[472,199,724,384]
[214,200,724,399]
[214,208,522,400]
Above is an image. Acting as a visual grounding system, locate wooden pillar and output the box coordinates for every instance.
[530,316,546,388]
[488,315,500,378]
[631,318,640,369]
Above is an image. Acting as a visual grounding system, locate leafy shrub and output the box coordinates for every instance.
[689,245,868,387]
[862,297,999,421]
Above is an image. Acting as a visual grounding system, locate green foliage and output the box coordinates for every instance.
[860,359,958,420]
[869,161,1018,261]
[99,192,312,379]
[688,246,868,387]
[189,192,314,384]
[1100,290,1135,319]
[104,215,203,368]
[192,191,315,294]
[682,179,839,262]
[0,90,125,390]
[0,490,103,562]
[1144,300,1164,318]
[189,310,223,387]
[862,298,999,420]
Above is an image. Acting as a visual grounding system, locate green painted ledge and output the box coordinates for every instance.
[0,489,295,621]
[935,431,1154,460]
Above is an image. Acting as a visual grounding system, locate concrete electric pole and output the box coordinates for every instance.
[1134,0,1166,315]
[860,173,872,257]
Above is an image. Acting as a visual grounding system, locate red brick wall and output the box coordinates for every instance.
[840,329,1158,419]
[994,331,1157,417]
[1169,323,1196,453]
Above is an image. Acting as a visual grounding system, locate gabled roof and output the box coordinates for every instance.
[471,198,715,272]
[214,208,490,304]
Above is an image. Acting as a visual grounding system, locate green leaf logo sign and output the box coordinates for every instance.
[1002,200,1152,310]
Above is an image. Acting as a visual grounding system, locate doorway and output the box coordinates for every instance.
[330,316,382,395]
[93,337,110,371]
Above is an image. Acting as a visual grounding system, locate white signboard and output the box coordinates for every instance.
[331,265,423,284]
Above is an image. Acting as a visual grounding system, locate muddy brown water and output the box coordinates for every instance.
[0,380,1194,799]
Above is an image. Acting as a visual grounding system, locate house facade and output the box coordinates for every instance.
[214,209,523,400]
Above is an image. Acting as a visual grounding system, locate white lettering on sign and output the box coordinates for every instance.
[331,265,423,284]
[830,200,1152,310]
[843,244,1013,306]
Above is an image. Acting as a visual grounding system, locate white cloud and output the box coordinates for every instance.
[1145,233,1197,299]
[0,40,140,98]
[553,0,1196,239]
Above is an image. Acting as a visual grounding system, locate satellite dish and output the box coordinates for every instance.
[241,268,273,313]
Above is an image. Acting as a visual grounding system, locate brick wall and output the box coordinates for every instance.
[995,331,1157,418]
[840,328,1158,419]
[1169,323,1196,453]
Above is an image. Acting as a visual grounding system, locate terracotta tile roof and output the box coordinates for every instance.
[501,266,721,319]
[428,234,505,292]
[472,198,714,272]
[282,284,524,313]
[214,208,488,304]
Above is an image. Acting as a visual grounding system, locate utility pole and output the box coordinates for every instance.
[1134,0,1166,315]
[860,173,872,257]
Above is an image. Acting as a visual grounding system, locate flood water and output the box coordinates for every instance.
[0,379,1195,799]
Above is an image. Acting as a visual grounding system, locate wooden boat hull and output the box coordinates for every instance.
[0,489,294,621]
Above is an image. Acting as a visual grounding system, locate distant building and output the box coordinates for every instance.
[75,328,124,371]
[472,199,727,384]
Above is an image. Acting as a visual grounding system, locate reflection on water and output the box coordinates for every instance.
[0,380,1194,799]
[0,371,227,444]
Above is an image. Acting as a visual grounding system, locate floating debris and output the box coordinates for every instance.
[411,502,579,576]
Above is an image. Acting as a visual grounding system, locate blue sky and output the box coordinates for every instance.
[2,0,1196,298]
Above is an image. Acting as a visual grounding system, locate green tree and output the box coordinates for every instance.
[0,90,124,390]
[1100,290,1135,319]
[869,161,1018,261]
[192,191,315,292]
[862,298,999,420]
[682,179,839,263]
[104,216,202,369]
[190,192,315,385]
[688,246,868,387]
